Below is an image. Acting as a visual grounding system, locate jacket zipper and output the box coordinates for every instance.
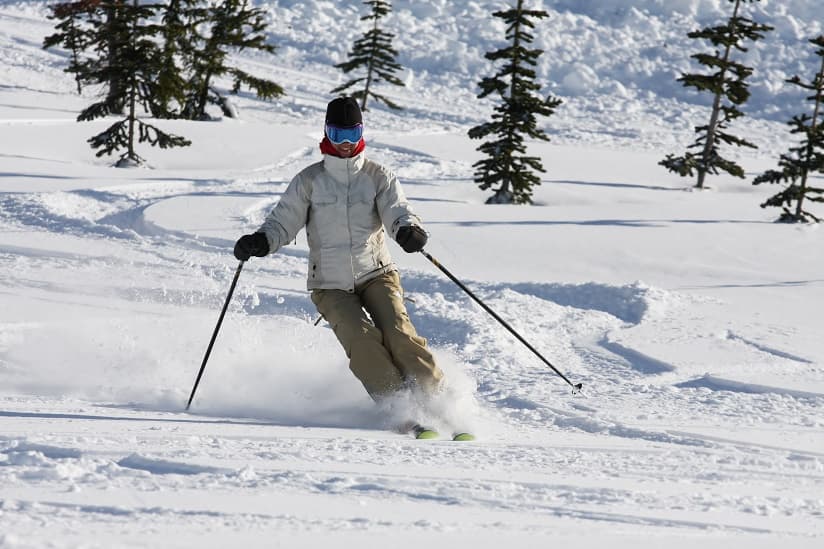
[346,157,355,292]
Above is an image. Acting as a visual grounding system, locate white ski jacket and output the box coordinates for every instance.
[257,150,421,291]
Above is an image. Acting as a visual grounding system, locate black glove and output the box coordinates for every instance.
[233,232,269,261]
[396,225,428,253]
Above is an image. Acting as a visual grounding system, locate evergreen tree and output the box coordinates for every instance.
[182,0,283,120]
[153,0,199,118]
[78,1,190,167]
[467,0,561,205]
[660,0,772,189]
[100,1,128,114]
[753,36,824,223]
[44,1,136,115]
[43,1,96,95]
[331,0,405,111]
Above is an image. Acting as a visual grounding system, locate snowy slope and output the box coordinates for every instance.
[1,1,823,548]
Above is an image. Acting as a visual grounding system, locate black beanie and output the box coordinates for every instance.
[325,96,362,127]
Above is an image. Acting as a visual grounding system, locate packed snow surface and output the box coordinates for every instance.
[1,1,823,547]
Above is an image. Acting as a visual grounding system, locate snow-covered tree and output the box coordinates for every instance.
[331,0,405,111]
[660,0,772,189]
[181,0,283,120]
[753,36,824,223]
[468,0,561,205]
[78,1,190,167]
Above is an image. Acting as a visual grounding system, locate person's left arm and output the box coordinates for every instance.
[374,166,421,238]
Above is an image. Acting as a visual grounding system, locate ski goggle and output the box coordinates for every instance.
[325,123,363,145]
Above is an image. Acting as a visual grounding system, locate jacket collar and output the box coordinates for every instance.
[323,149,365,180]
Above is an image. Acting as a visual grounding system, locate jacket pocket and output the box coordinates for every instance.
[312,194,337,206]
[309,195,344,246]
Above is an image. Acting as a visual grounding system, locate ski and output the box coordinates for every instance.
[412,424,439,439]
[409,424,475,441]
[397,421,475,441]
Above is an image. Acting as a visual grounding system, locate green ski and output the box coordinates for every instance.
[413,424,439,439]
[402,423,475,441]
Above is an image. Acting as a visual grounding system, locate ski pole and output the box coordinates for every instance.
[186,260,245,410]
[420,250,583,393]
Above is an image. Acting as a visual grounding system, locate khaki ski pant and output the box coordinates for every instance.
[311,270,443,400]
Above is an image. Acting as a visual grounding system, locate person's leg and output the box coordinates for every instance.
[359,271,444,395]
[311,289,404,400]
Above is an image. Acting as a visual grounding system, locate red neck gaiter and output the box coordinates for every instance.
[320,136,366,158]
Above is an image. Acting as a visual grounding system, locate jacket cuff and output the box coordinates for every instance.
[391,214,422,238]
[256,228,276,255]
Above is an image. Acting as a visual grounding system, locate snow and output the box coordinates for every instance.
[1,0,823,547]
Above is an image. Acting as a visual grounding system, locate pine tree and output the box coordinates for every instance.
[78,1,190,167]
[331,0,405,111]
[44,1,136,115]
[660,0,773,189]
[153,0,199,118]
[467,0,561,205]
[753,36,824,223]
[43,1,96,95]
[44,0,125,113]
[182,0,283,120]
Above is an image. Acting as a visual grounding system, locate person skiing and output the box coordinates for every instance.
[233,96,445,430]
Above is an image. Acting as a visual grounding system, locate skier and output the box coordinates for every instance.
[233,96,446,435]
